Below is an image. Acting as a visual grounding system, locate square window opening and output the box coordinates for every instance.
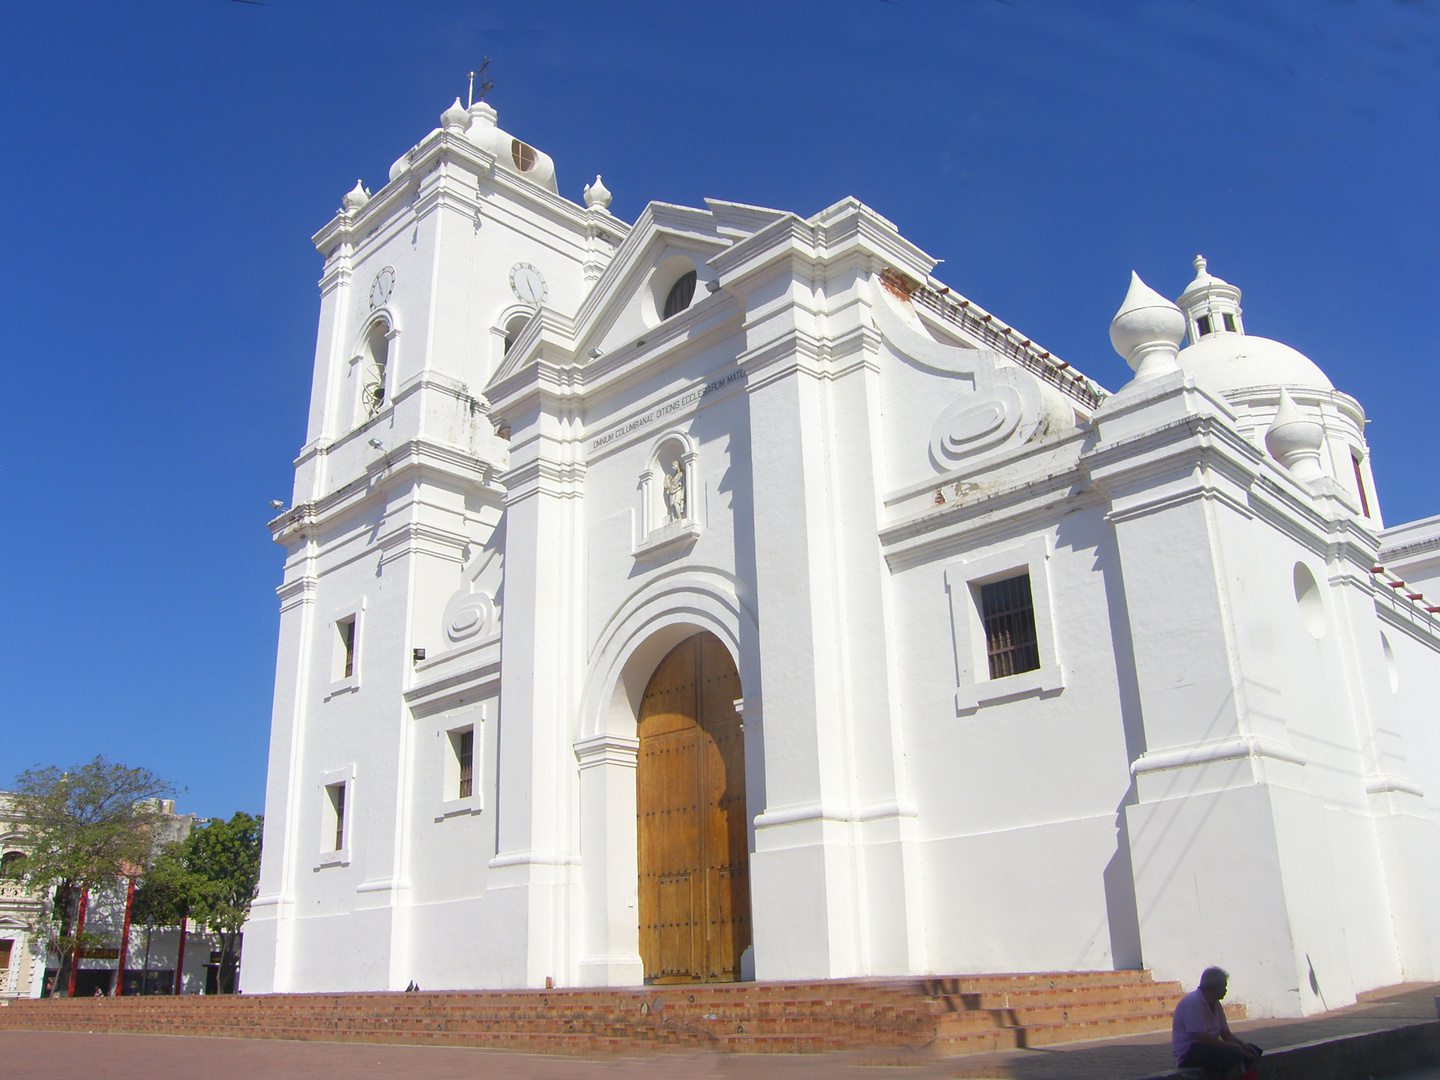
[979,574,1041,680]
[1222,313,1237,332]
[1196,314,1213,337]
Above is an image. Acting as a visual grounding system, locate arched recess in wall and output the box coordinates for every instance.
[1293,562,1326,640]
[571,566,762,988]
[502,313,531,355]
[490,303,536,376]
[578,566,760,746]
[640,429,698,540]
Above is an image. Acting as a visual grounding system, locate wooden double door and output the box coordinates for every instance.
[637,632,751,983]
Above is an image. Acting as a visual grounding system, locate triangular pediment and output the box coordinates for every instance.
[569,203,731,349]
[485,197,789,394]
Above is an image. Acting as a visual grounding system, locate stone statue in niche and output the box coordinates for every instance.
[663,460,686,521]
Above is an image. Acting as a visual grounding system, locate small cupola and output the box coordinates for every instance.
[1177,255,1244,344]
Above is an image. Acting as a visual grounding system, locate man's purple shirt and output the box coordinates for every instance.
[1172,988,1229,1064]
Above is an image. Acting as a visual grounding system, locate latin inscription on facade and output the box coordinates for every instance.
[589,368,748,453]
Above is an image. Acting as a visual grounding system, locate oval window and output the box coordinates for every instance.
[663,270,697,320]
[1293,562,1326,640]
[511,139,537,173]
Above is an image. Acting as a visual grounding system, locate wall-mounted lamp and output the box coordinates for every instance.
[705,279,721,293]
[587,347,603,358]
[269,500,287,511]
[368,438,384,449]
[413,648,426,663]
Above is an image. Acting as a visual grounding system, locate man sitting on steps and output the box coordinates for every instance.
[1172,967,1262,1078]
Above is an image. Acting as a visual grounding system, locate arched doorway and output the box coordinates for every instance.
[636,631,750,983]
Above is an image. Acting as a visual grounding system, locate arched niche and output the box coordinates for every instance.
[638,430,698,545]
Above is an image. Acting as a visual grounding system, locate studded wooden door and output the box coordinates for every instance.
[637,632,750,983]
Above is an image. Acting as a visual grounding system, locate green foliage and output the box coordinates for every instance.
[178,812,263,935]
[8,756,176,894]
[130,845,198,929]
[133,812,262,992]
[7,757,176,986]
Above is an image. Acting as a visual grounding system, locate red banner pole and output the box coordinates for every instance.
[115,876,136,996]
[172,916,187,996]
[67,887,89,997]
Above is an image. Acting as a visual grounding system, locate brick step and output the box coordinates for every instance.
[0,1012,935,1044]
[932,1010,1176,1053]
[0,970,1194,1059]
[9,984,1175,1019]
[919,971,1160,992]
[935,982,1183,1009]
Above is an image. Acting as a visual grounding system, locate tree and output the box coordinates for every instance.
[138,812,262,993]
[129,844,200,993]
[7,757,176,995]
[184,812,262,992]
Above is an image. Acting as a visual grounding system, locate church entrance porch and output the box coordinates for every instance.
[636,632,750,983]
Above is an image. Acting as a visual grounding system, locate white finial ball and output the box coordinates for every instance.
[342,179,370,213]
[1110,272,1186,379]
[583,174,613,211]
[442,97,471,133]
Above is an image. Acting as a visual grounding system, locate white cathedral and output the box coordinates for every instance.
[241,96,1440,1018]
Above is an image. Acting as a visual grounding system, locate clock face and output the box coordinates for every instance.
[369,266,395,310]
[510,262,547,305]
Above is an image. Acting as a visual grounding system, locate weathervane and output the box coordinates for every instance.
[468,58,493,108]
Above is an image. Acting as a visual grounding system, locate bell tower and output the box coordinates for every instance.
[243,96,626,993]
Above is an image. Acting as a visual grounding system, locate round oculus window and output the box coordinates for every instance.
[512,139,537,173]
[663,270,698,320]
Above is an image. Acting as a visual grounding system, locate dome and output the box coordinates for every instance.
[1177,332,1333,394]
[1171,255,1333,395]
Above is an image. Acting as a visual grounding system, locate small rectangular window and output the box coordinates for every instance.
[1196,315,1213,337]
[1352,452,1372,518]
[457,729,474,799]
[338,617,356,679]
[980,574,1041,680]
[1222,313,1236,332]
[326,782,346,852]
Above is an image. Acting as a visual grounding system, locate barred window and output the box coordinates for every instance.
[457,729,474,799]
[980,574,1040,680]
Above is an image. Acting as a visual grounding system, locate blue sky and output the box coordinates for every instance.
[2,0,1436,818]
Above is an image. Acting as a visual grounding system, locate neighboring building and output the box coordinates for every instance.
[242,96,1440,1018]
[0,794,47,998]
[1,793,224,997]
